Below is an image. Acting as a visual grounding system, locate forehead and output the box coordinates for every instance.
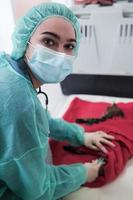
[34,17,76,38]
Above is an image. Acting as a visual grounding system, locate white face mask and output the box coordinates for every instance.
[26,44,75,84]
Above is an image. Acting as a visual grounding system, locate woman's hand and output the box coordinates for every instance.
[83,159,105,183]
[84,131,115,154]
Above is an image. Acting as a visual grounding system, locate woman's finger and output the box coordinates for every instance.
[95,141,108,154]
[102,134,115,140]
[98,132,115,139]
[90,144,99,151]
[101,138,115,147]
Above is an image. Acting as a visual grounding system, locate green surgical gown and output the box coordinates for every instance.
[0,53,87,200]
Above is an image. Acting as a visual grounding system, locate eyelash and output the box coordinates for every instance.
[65,44,75,50]
[42,38,76,51]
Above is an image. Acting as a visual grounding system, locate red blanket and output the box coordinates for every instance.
[50,98,133,187]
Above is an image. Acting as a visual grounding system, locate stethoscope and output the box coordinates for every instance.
[37,86,49,111]
[22,58,49,111]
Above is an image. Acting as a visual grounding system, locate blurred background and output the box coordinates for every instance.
[0,0,132,117]
[0,0,73,53]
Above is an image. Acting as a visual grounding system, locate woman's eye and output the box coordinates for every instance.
[65,44,76,50]
[43,39,55,46]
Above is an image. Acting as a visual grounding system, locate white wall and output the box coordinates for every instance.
[52,0,73,7]
[0,0,14,53]
[11,0,50,21]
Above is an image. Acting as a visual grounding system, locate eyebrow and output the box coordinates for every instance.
[41,31,77,43]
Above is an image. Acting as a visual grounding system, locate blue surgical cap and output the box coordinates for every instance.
[11,2,81,60]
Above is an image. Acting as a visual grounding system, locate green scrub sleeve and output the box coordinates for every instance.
[0,56,87,200]
[48,112,85,146]
[0,147,87,200]
[0,90,87,200]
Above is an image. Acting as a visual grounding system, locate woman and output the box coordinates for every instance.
[0,2,115,200]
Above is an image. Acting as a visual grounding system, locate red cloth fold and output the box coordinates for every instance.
[50,98,133,187]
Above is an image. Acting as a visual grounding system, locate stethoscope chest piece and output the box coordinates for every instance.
[37,86,48,111]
